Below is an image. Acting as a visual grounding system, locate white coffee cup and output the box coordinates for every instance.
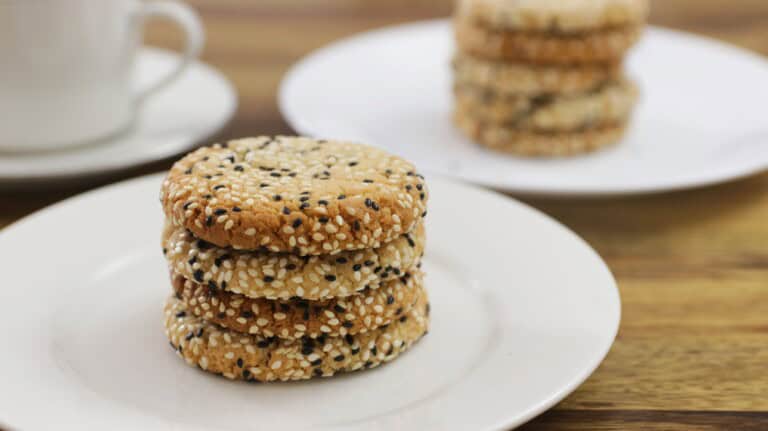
[0,0,204,152]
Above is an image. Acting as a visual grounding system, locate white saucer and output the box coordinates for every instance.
[0,47,236,186]
[280,21,768,197]
[0,174,618,430]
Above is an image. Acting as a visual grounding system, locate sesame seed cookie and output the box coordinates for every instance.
[453,54,621,96]
[455,18,643,64]
[457,0,649,33]
[454,79,637,131]
[164,292,430,382]
[163,222,425,300]
[171,269,424,340]
[455,110,627,157]
[161,136,428,254]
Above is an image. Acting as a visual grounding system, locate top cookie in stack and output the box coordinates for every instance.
[453,0,648,157]
[160,136,430,382]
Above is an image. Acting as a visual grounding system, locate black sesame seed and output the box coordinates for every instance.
[292,218,302,228]
[205,216,213,226]
[422,210,428,218]
[204,175,213,180]
[259,166,274,171]
[373,266,382,273]
[288,172,297,177]
[335,257,348,264]
[363,179,374,183]
[337,194,346,200]
[364,198,373,208]
[318,216,329,224]
[324,275,337,282]
[282,207,291,215]
[333,355,345,362]
[370,346,378,356]
[348,161,358,166]
[299,196,309,202]
[301,345,314,356]
[234,165,244,172]
[208,280,217,291]
[333,304,346,313]
[399,316,407,323]
[352,264,362,271]
[225,155,235,163]
[242,369,251,378]
[364,361,373,368]
[420,192,425,200]
[270,172,281,177]
[176,311,187,318]
[342,321,353,328]
[196,328,204,337]
[214,208,227,215]
[300,202,310,209]
[182,202,193,210]
[188,256,197,265]
[286,263,297,270]
[184,168,192,175]
[393,268,401,275]
[236,358,244,368]
[395,307,403,315]
[387,295,395,305]
[193,270,204,283]
[241,311,253,318]
[233,206,242,212]
[318,200,328,206]
[416,184,423,191]
[405,184,412,191]
[263,276,275,282]
[257,339,271,348]
[273,195,282,201]
[259,183,270,188]
[364,260,374,267]
[406,236,415,247]
[197,240,212,250]
[311,359,323,366]
[213,185,226,190]
[353,220,361,231]
[344,334,354,345]
[203,194,213,199]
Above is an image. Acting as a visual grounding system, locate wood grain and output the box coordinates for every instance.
[1,1,767,429]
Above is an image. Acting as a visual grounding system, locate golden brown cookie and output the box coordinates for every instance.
[453,53,621,96]
[161,136,428,254]
[164,292,430,382]
[172,269,424,340]
[456,0,649,33]
[455,110,627,157]
[455,18,643,64]
[454,79,637,131]
[163,222,425,300]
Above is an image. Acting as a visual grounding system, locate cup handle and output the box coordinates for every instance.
[135,1,204,103]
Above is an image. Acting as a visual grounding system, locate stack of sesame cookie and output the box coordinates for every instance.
[160,136,430,382]
[453,0,648,156]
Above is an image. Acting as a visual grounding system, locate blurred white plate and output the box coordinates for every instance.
[0,47,236,186]
[0,174,618,430]
[280,20,768,196]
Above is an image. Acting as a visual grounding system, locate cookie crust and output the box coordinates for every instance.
[161,137,428,254]
[457,0,649,33]
[454,79,637,131]
[455,18,643,64]
[172,269,425,340]
[163,222,425,300]
[164,293,430,382]
[455,111,627,157]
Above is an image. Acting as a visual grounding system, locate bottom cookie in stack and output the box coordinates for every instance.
[164,276,429,382]
[454,78,637,157]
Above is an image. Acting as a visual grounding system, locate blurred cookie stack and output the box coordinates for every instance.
[453,0,648,156]
[160,136,430,382]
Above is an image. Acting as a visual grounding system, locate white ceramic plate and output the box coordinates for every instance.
[0,48,236,186]
[280,21,768,196]
[0,174,619,430]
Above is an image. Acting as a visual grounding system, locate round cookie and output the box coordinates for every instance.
[454,79,637,131]
[161,136,428,254]
[171,269,424,340]
[454,110,627,157]
[163,222,425,300]
[453,54,621,96]
[164,293,430,382]
[456,0,649,33]
[455,18,643,64]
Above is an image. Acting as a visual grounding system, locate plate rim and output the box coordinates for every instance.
[278,19,768,197]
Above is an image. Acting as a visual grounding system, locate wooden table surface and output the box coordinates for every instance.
[2,1,767,429]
